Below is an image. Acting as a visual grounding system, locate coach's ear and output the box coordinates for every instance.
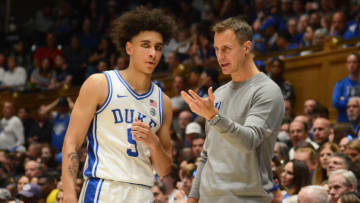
[125,41,133,56]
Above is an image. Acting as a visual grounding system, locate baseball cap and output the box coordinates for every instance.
[0,189,11,200]
[18,183,41,198]
[185,122,201,135]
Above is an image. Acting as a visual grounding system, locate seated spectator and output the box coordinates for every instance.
[327,153,352,176]
[158,164,179,203]
[85,60,108,79]
[24,160,42,179]
[16,176,29,193]
[297,185,329,203]
[198,68,219,97]
[333,123,355,145]
[293,147,317,181]
[332,54,360,123]
[0,55,27,89]
[345,140,360,163]
[289,120,318,159]
[273,142,289,164]
[33,33,62,68]
[39,97,72,152]
[281,160,310,201]
[17,107,36,147]
[346,97,360,134]
[259,17,278,52]
[30,57,56,90]
[17,183,41,203]
[152,182,167,203]
[312,142,340,185]
[28,106,53,144]
[171,75,188,117]
[313,117,332,146]
[276,31,299,53]
[267,58,295,104]
[337,192,360,203]
[328,169,357,203]
[190,134,204,160]
[0,102,25,151]
[50,55,72,89]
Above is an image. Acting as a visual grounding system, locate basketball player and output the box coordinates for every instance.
[62,7,176,202]
[181,18,285,202]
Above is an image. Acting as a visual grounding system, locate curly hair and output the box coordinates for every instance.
[111,6,176,56]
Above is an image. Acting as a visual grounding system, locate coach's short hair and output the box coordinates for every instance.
[212,17,253,43]
[111,6,176,56]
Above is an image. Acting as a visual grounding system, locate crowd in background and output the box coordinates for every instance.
[0,0,360,202]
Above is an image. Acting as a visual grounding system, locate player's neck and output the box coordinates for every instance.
[120,68,151,94]
[231,59,259,83]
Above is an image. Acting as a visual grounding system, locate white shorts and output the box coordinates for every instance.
[78,178,154,203]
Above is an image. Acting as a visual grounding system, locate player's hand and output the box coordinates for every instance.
[187,197,199,203]
[181,87,218,120]
[131,118,159,149]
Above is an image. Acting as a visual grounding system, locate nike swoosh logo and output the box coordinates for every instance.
[117,94,127,98]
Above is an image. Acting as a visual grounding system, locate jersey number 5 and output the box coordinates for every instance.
[127,128,139,157]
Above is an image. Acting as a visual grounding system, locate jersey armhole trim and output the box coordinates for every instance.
[96,71,113,114]
[158,87,164,125]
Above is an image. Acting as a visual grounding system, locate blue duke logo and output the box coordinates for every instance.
[111,108,157,128]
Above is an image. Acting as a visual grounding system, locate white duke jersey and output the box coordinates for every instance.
[83,70,164,187]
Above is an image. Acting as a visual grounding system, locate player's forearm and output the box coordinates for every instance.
[62,141,80,200]
[149,142,172,177]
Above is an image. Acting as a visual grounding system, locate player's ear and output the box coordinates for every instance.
[125,41,133,56]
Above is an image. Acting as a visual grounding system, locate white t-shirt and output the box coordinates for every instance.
[2,66,27,87]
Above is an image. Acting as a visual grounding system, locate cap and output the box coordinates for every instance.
[185,122,201,135]
[18,183,41,198]
[259,18,276,32]
[0,189,11,200]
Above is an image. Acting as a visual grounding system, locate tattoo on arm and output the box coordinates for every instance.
[67,149,80,185]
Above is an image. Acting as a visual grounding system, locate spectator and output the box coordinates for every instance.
[332,54,360,123]
[281,160,310,201]
[276,31,299,52]
[190,134,204,160]
[10,41,33,74]
[346,97,360,134]
[152,182,167,203]
[50,55,72,89]
[345,140,360,163]
[273,142,290,164]
[333,123,355,145]
[16,176,30,193]
[293,147,317,179]
[298,185,329,203]
[39,97,72,151]
[0,56,27,89]
[27,106,53,144]
[30,57,56,89]
[184,122,201,148]
[289,120,318,159]
[33,33,62,68]
[24,160,42,179]
[327,153,352,176]
[62,35,90,85]
[328,169,357,203]
[174,110,193,146]
[171,75,188,117]
[312,142,340,185]
[79,18,98,51]
[17,107,36,146]
[337,192,360,203]
[330,11,347,38]
[268,58,295,103]
[313,117,332,146]
[17,183,41,203]
[0,102,25,151]
[304,98,317,125]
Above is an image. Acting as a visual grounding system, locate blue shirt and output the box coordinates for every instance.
[332,77,359,122]
[51,113,70,151]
